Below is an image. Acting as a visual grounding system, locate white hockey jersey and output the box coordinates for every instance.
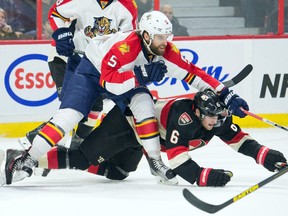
[49,0,138,53]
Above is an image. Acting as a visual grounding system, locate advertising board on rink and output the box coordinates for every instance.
[0,44,60,123]
[0,39,287,137]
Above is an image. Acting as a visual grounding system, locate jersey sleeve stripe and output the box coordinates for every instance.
[183,73,196,84]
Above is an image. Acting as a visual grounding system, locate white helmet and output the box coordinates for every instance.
[139,10,173,40]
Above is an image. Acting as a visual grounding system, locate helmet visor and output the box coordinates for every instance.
[203,108,230,117]
[153,33,174,42]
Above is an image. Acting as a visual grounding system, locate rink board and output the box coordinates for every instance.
[0,39,287,137]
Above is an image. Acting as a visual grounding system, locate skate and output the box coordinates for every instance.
[147,157,178,185]
[18,122,46,150]
[0,149,38,185]
[34,168,51,177]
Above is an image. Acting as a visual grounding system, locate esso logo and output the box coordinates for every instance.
[4,54,57,106]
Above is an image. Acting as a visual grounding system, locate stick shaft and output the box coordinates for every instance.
[183,166,288,213]
[152,64,252,101]
[241,108,288,131]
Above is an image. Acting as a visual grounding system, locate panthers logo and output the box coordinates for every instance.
[84,16,117,38]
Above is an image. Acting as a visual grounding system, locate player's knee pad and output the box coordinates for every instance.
[129,92,155,121]
[51,108,84,134]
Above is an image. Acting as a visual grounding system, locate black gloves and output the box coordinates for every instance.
[197,168,233,187]
[257,147,287,172]
[134,61,167,86]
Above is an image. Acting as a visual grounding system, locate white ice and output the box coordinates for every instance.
[0,128,287,216]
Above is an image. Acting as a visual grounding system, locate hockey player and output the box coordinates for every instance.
[38,106,144,182]
[1,11,249,186]
[3,89,285,186]
[154,89,286,185]
[22,0,138,148]
[33,89,287,186]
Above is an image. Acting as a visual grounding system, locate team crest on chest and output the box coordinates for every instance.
[178,112,192,125]
[84,16,117,38]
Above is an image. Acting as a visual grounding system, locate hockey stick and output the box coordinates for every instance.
[64,16,85,56]
[222,64,253,87]
[241,108,288,132]
[182,164,288,214]
[152,64,253,100]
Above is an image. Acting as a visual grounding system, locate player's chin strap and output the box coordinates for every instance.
[143,36,156,55]
[214,109,232,128]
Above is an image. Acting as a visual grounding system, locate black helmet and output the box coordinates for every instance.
[194,89,226,117]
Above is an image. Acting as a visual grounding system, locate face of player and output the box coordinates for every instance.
[144,32,172,56]
[195,108,218,131]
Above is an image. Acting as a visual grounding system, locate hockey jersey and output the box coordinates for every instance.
[85,31,225,95]
[49,0,138,53]
[155,98,252,183]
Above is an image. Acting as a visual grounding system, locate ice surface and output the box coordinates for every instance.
[0,128,287,216]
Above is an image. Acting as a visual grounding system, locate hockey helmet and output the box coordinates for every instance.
[139,10,173,41]
[194,89,227,117]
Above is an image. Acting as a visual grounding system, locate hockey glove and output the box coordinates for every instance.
[256,147,287,172]
[197,168,232,187]
[134,61,167,86]
[52,27,75,57]
[220,87,249,118]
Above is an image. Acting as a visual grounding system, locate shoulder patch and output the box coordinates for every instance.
[178,112,193,125]
[118,42,130,55]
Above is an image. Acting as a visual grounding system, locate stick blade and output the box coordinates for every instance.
[182,188,221,214]
[223,64,253,87]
